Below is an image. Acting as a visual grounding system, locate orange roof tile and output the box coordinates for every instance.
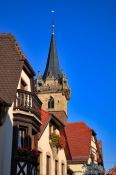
[38,108,50,139]
[65,122,92,162]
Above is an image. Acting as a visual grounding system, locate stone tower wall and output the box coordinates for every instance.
[38,92,67,113]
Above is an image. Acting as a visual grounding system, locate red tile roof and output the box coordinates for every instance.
[38,108,50,139]
[38,109,65,138]
[38,108,72,160]
[106,167,116,175]
[110,167,116,175]
[50,111,68,124]
[65,122,92,162]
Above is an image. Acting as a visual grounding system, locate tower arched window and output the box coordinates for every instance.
[48,97,54,109]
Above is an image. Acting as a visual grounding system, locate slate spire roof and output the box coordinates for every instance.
[43,32,62,80]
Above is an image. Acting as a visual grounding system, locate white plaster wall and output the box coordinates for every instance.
[38,123,67,175]
[91,136,97,151]
[17,70,31,91]
[88,136,97,164]
[0,104,14,175]
[91,136,97,163]
[69,164,85,175]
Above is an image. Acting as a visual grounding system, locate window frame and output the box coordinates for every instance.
[48,96,54,109]
[61,163,65,175]
[46,155,51,175]
[18,126,29,148]
[21,78,28,91]
[55,160,58,175]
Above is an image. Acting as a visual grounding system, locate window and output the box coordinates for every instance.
[90,153,95,163]
[18,126,31,149]
[55,160,58,175]
[0,104,8,126]
[53,125,56,132]
[49,124,52,136]
[32,129,37,149]
[38,151,42,175]
[21,78,27,90]
[46,156,50,175]
[48,97,54,109]
[61,163,64,175]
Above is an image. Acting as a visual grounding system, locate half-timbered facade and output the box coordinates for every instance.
[0,34,42,175]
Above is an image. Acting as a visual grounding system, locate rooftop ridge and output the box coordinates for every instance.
[0,33,26,61]
[0,33,35,75]
[66,121,91,129]
[0,33,35,104]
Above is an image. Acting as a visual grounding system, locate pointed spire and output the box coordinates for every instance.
[43,11,62,80]
[51,10,55,35]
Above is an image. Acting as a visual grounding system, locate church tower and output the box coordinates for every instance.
[36,17,70,122]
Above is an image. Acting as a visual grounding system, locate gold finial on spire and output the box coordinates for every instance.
[51,10,55,35]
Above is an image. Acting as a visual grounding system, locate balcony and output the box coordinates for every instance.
[14,89,42,121]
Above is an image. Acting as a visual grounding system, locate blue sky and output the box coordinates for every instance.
[0,0,116,169]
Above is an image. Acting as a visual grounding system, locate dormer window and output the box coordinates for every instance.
[48,96,54,109]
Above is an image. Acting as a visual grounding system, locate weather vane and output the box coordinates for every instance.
[51,10,55,35]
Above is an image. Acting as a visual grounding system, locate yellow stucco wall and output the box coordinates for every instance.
[38,123,67,175]
[69,164,86,175]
